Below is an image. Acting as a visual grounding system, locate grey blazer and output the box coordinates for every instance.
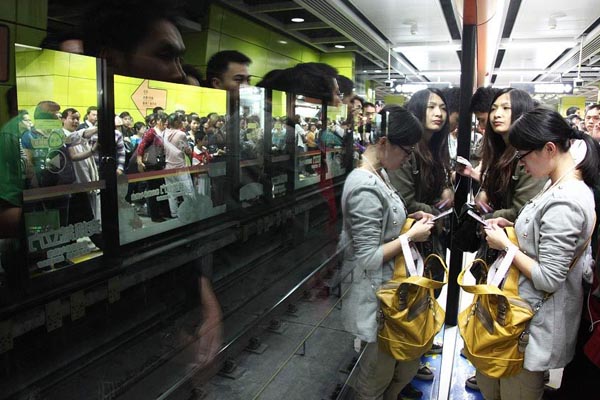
[514,179,595,371]
[340,168,408,342]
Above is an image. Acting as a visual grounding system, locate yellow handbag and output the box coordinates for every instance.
[376,218,448,361]
[458,227,534,378]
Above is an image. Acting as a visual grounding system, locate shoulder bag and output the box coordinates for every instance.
[376,218,448,360]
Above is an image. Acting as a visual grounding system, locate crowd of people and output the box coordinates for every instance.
[2,1,600,399]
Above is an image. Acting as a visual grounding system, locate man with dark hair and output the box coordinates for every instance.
[470,86,500,134]
[441,87,461,132]
[336,75,354,104]
[82,0,187,83]
[78,0,222,364]
[78,106,98,130]
[205,50,252,91]
[584,104,600,133]
[566,106,580,117]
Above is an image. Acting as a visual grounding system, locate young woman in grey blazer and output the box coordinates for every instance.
[340,105,435,399]
[482,107,600,400]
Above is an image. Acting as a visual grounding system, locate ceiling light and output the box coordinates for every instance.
[277,40,288,44]
[291,18,304,23]
[374,69,382,73]
[334,44,345,49]
[362,70,368,73]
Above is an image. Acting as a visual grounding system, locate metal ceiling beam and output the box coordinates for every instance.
[219,0,328,53]
[247,2,303,13]
[311,36,351,44]
[285,21,330,30]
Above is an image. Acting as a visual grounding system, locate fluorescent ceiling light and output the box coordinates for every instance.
[374,69,382,73]
[499,38,577,49]
[277,40,288,44]
[291,18,304,23]
[393,42,461,52]
[334,44,345,49]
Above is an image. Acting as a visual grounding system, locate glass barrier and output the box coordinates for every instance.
[15,46,104,275]
[114,76,228,245]
[294,95,322,189]
[239,86,265,205]
[323,103,347,180]
[267,90,292,198]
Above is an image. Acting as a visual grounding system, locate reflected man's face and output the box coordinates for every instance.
[115,19,187,84]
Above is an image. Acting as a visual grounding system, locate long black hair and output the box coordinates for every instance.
[480,88,536,208]
[510,107,600,187]
[405,88,450,202]
[376,104,423,147]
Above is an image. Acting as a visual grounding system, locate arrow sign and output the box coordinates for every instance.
[131,80,167,116]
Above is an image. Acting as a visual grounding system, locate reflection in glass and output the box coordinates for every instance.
[239,86,265,205]
[114,77,229,245]
[15,46,104,274]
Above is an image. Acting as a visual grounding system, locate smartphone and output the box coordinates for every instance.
[456,156,472,167]
[432,208,454,221]
[467,209,489,227]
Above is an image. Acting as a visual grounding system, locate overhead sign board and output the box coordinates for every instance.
[509,82,574,95]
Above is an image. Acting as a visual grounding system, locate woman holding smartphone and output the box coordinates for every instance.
[458,88,547,391]
[340,105,434,399]
[481,107,598,399]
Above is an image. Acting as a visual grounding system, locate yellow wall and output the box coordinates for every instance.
[558,96,586,116]
[114,76,227,121]
[0,0,48,125]
[15,49,97,118]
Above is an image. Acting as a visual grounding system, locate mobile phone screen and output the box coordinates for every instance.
[432,208,454,221]
[467,209,489,226]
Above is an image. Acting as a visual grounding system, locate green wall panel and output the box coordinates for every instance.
[267,33,303,61]
[0,84,13,124]
[0,0,16,22]
[203,30,222,64]
[15,24,44,47]
[301,49,320,63]
[16,0,47,30]
[183,32,208,66]
[221,9,270,48]
[206,4,224,31]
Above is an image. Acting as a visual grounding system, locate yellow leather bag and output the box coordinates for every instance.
[376,219,448,361]
[458,227,534,378]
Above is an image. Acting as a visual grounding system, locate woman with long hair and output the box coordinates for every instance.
[340,105,434,399]
[482,107,599,399]
[389,88,453,214]
[476,88,547,220]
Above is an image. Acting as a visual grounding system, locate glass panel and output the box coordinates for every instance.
[294,95,322,189]
[239,85,265,205]
[323,102,347,180]
[115,76,228,245]
[268,90,292,198]
[15,46,103,275]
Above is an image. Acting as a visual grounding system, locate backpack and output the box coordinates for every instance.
[376,218,448,360]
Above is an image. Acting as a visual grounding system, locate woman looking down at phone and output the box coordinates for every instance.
[480,107,599,399]
[339,105,435,399]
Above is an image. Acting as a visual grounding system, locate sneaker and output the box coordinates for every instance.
[428,342,443,354]
[399,382,423,399]
[465,375,479,391]
[415,364,434,381]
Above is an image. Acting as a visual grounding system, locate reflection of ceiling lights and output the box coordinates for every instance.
[291,17,304,23]
[374,69,382,73]
[277,40,287,44]
[393,42,461,52]
[334,44,345,49]
[499,38,576,49]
